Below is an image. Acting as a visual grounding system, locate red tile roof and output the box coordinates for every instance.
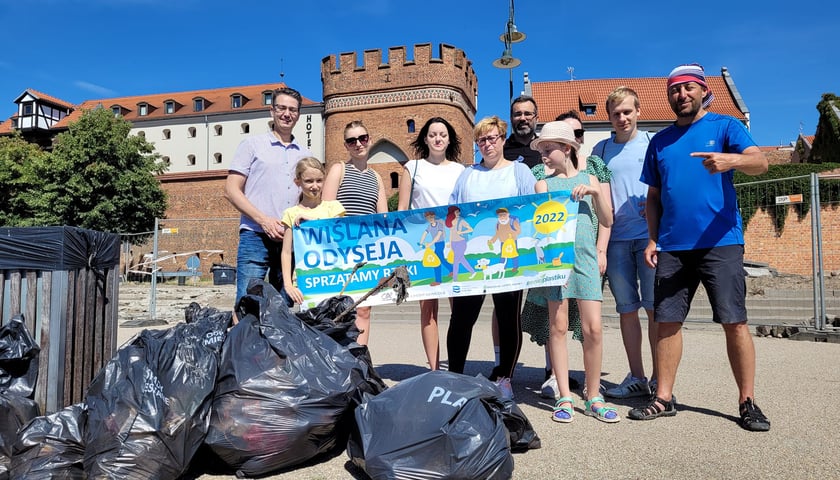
[0,114,16,135]
[15,88,75,110]
[53,82,317,129]
[532,76,746,124]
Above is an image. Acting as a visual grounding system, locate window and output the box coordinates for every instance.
[263,92,273,105]
[11,118,18,128]
[213,152,223,164]
[241,123,250,134]
[137,131,145,138]
[231,95,243,108]
[188,127,197,138]
[161,156,171,166]
[139,104,148,116]
[214,125,223,136]
[187,154,196,166]
[22,103,33,115]
[193,99,204,112]
[390,172,399,189]
[164,101,174,114]
[583,105,596,116]
[111,106,121,116]
[407,119,415,133]
[163,129,171,140]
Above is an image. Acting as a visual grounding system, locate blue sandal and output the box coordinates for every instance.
[552,397,574,423]
[584,396,620,423]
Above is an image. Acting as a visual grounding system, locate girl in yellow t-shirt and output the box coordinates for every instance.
[281,157,345,304]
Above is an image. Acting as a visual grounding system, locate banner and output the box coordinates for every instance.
[292,192,579,309]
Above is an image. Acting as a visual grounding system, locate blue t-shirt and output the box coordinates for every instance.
[640,113,756,251]
[595,131,651,241]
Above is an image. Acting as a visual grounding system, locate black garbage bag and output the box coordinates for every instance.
[296,294,388,393]
[0,315,40,398]
[82,309,230,479]
[0,315,41,479]
[10,403,86,480]
[348,370,541,480]
[295,294,359,343]
[203,281,385,478]
[500,400,542,453]
[0,393,40,480]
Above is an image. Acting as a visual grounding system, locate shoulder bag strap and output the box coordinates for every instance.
[409,160,419,207]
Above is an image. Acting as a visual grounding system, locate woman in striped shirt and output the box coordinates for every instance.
[323,120,387,345]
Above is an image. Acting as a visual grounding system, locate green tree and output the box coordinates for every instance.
[19,107,168,233]
[810,93,840,164]
[0,133,47,225]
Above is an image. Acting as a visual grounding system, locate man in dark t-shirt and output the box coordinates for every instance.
[503,95,541,168]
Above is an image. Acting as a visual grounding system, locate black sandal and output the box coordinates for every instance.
[628,396,677,420]
[739,398,770,431]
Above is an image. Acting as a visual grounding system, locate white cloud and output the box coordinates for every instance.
[74,81,117,97]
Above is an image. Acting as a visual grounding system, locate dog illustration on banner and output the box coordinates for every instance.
[470,257,508,280]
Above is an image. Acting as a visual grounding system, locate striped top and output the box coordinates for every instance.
[336,163,380,216]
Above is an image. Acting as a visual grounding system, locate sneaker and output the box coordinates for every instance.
[739,398,771,432]
[495,377,514,400]
[605,373,651,399]
[540,375,558,399]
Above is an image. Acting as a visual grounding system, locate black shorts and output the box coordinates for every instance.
[654,245,747,324]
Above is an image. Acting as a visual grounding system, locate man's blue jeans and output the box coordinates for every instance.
[235,229,292,307]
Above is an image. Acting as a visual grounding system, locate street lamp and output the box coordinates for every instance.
[492,0,525,102]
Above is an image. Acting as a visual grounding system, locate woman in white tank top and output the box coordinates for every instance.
[397,117,465,371]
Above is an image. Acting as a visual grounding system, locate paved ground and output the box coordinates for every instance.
[116,284,840,480]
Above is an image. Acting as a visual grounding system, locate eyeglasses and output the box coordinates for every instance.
[476,134,502,146]
[512,111,536,119]
[273,105,299,114]
[344,134,370,146]
[574,129,585,138]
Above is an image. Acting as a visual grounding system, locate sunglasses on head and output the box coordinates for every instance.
[574,129,585,138]
[344,134,370,146]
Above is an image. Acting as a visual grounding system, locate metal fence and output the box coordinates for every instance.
[735,172,840,330]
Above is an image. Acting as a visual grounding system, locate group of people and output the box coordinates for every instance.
[224,63,771,432]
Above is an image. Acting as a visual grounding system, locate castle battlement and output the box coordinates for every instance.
[321,43,478,114]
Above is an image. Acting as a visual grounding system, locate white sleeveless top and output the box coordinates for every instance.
[406,159,465,209]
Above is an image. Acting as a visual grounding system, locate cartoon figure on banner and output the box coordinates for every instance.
[418,210,452,286]
[487,207,521,274]
[445,206,475,281]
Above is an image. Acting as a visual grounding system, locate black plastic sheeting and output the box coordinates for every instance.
[0,226,120,271]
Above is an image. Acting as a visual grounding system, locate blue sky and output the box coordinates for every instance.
[1,0,835,147]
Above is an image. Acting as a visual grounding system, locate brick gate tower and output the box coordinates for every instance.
[321,43,478,200]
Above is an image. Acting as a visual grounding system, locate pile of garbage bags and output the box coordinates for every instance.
[1,281,540,479]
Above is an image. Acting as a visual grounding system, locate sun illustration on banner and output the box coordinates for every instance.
[531,193,572,235]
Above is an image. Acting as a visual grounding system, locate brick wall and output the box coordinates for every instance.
[743,204,838,275]
[128,172,239,277]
